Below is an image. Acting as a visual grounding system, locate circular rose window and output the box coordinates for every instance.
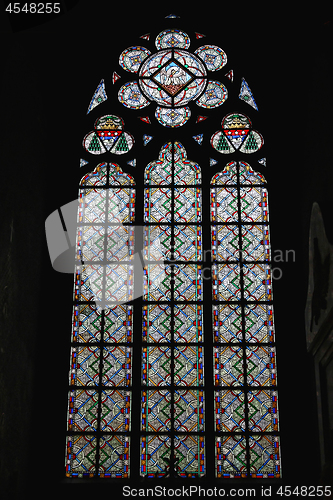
[117,31,228,127]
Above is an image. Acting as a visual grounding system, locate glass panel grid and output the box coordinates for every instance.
[141,142,205,478]
[211,161,281,479]
[66,163,134,479]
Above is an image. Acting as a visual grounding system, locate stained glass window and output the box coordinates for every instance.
[64,18,282,483]
[141,142,204,477]
[65,162,135,478]
[211,161,281,478]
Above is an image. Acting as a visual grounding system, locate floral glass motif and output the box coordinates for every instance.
[211,161,281,478]
[141,142,205,477]
[65,161,135,478]
[118,30,228,127]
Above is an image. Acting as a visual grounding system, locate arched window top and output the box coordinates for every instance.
[63,19,283,481]
[211,161,266,186]
[145,141,201,185]
[238,160,266,185]
[80,162,135,187]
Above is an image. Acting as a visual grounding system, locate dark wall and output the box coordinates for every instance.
[1,3,332,498]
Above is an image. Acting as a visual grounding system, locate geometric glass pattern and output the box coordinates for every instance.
[87,79,107,114]
[139,49,207,107]
[155,29,190,50]
[155,106,191,128]
[239,78,258,111]
[196,80,228,109]
[211,161,281,478]
[194,45,227,72]
[141,142,205,477]
[119,46,151,73]
[65,162,135,478]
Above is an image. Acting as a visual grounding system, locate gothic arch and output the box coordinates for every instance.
[64,20,281,481]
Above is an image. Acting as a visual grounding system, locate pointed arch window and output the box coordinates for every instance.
[141,141,204,477]
[211,161,280,478]
[65,162,135,478]
[62,20,281,481]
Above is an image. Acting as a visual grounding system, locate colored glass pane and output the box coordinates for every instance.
[141,142,205,478]
[87,79,107,114]
[211,113,263,154]
[196,80,228,108]
[211,161,281,478]
[155,106,191,127]
[155,29,190,50]
[118,81,150,109]
[83,115,134,156]
[138,49,207,108]
[239,78,258,110]
[65,162,135,478]
[119,46,151,73]
[194,45,227,71]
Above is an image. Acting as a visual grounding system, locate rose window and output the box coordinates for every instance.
[118,29,228,127]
